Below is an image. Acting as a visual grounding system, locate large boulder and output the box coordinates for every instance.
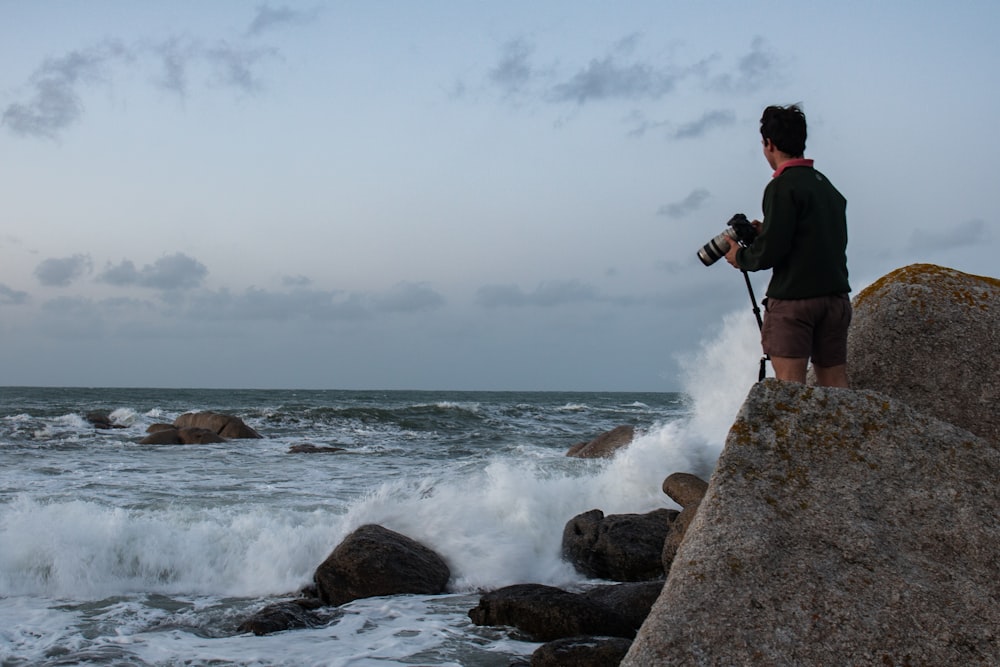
[562,508,677,581]
[847,263,999,443]
[174,411,262,439]
[566,425,635,458]
[623,379,1000,666]
[313,524,450,606]
[468,583,636,642]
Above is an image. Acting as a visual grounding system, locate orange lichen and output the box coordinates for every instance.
[853,263,1000,310]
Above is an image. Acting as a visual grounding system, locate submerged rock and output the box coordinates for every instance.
[237,598,335,636]
[530,636,633,667]
[624,379,1000,666]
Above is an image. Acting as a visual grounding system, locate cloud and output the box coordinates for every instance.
[5,11,288,138]
[672,109,736,139]
[0,284,30,305]
[2,41,132,138]
[373,282,446,313]
[659,188,711,219]
[34,254,93,287]
[709,37,779,93]
[98,253,208,290]
[489,38,537,97]
[204,42,278,93]
[246,4,320,37]
[907,219,990,252]
[548,56,678,105]
[184,287,368,322]
[477,280,601,308]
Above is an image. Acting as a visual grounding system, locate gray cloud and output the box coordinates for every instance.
[2,41,131,138]
[184,287,368,322]
[34,254,93,287]
[907,219,990,252]
[673,109,736,139]
[204,42,278,93]
[4,13,288,138]
[373,282,446,313]
[246,4,320,37]
[482,35,779,118]
[709,37,779,93]
[477,280,601,308]
[98,253,208,290]
[489,39,536,97]
[548,56,678,105]
[0,284,30,305]
[659,188,711,219]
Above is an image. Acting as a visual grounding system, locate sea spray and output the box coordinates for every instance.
[334,308,763,592]
[0,315,764,666]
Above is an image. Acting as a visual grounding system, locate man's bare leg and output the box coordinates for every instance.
[814,364,849,388]
[769,356,808,383]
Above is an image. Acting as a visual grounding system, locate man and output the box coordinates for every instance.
[724,104,851,387]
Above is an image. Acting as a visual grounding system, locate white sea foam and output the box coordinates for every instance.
[0,309,763,665]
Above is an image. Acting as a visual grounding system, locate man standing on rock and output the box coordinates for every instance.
[725,104,851,387]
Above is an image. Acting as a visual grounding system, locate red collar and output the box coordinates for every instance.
[772,158,814,178]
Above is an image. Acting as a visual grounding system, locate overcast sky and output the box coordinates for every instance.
[1,2,996,391]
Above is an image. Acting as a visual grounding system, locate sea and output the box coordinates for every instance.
[0,312,761,666]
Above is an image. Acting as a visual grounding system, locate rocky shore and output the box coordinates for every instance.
[122,263,999,666]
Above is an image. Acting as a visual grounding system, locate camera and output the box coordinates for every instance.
[697,213,758,266]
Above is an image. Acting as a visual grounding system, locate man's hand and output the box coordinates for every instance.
[724,238,741,268]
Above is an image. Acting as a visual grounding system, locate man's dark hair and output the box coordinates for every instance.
[760,104,806,157]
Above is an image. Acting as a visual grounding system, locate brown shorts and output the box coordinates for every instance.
[761,294,852,367]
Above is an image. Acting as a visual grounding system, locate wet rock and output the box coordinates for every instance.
[468,583,635,642]
[237,599,335,636]
[139,427,226,445]
[85,410,125,429]
[313,524,450,606]
[562,508,676,581]
[580,581,663,632]
[288,443,346,453]
[530,636,633,667]
[566,425,635,458]
[174,411,262,439]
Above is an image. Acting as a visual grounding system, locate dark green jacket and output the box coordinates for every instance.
[736,161,850,299]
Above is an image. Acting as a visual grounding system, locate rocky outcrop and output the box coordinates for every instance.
[561,508,676,581]
[138,411,261,444]
[174,411,262,439]
[623,379,1000,666]
[847,263,999,443]
[660,472,708,573]
[313,524,450,606]
[468,583,636,642]
[566,425,635,458]
[85,410,125,429]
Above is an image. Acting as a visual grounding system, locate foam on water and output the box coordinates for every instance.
[0,309,762,666]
